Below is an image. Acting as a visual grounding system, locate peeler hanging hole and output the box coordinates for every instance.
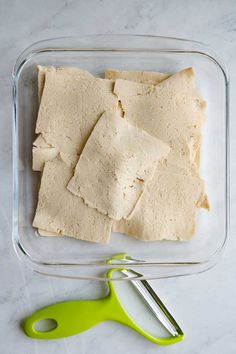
[34,318,57,333]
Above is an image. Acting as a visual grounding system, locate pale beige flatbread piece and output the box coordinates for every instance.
[67,112,170,220]
[105,69,170,84]
[33,154,112,243]
[113,170,205,241]
[36,71,118,155]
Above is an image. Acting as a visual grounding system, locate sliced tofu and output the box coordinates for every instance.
[32,147,59,171]
[37,229,60,237]
[114,79,206,176]
[33,153,112,243]
[36,71,118,155]
[112,72,209,241]
[32,134,59,171]
[33,134,52,148]
[34,66,96,170]
[157,67,200,97]
[37,65,94,103]
[109,67,205,171]
[33,66,209,241]
[105,67,200,96]
[67,112,170,220]
[113,170,205,241]
[105,69,170,84]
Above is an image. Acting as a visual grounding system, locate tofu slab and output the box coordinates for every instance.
[36,71,118,155]
[33,154,112,243]
[67,112,170,220]
[105,69,170,84]
[113,171,205,241]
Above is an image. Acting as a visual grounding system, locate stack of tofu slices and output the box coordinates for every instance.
[32,66,209,243]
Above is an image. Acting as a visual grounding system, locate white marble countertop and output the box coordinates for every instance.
[0,0,236,353]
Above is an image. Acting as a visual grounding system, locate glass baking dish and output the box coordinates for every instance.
[12,35,229,280]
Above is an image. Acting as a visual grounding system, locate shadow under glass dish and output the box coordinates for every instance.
[12,35,229,280]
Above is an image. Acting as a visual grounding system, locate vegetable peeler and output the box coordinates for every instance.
[23,256,184,345]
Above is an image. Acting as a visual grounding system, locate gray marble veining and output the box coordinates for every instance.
[0,0,236,353]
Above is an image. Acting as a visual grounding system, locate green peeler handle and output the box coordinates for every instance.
[23,268,184,345]
[23,297,110,339]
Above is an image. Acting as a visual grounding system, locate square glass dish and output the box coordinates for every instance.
[12,35,229,280]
